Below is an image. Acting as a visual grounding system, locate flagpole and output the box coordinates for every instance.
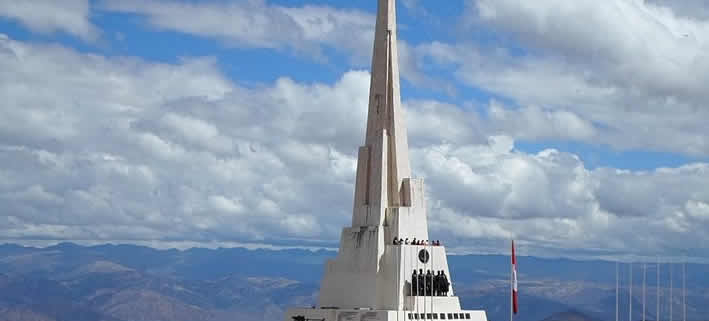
[682,262,686,321]
[644,263,647,321]
[616,262,619,321]
[510,239,514,321]
[657,259,660,321]
[631,262,634,321]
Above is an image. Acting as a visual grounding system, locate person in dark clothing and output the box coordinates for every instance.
[412,270,418,296]
[404,238,409,245]
[412,238,417,245]
[441,271,450,296]
[425,270,433,296]
[433,271,441,296]
[393,236,399,245]
[418,269,425,296]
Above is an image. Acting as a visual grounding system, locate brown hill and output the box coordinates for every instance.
[540,310,602,321]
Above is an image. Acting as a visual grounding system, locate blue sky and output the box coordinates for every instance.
[1,0,709,260]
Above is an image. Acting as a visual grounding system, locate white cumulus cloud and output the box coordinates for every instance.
[0,0,98,40]
[100,0,375,62]
[1,23,709,259]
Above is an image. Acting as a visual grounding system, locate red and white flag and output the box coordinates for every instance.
[512,240,519,315]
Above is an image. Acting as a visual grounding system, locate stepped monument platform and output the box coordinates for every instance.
[284,1,490,321]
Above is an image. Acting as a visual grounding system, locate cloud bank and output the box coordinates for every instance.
[2,0,709,259]
[1,33,708,259]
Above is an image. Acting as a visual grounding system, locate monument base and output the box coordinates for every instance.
[285,306,488,321]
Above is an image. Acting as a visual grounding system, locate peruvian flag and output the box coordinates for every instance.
[512,240,519,315]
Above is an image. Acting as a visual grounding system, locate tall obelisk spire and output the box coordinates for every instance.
[318,0,429,310]
[352,0,412,227]
[365,0,409,162]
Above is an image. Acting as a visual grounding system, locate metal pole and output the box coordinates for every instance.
[631,263,633,321]
[644,263,647,321]
[510,240,514,321]
[683,262,686,321]
[657,260,660,321]
[670,264,673,321]
[616,262,619,321]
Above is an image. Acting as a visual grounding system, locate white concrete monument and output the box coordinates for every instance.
[284,1,490,321]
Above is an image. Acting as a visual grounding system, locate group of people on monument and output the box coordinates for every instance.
[411,269,449,296]
[393,237,442,246]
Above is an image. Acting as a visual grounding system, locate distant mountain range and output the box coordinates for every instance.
[0,243,706,321]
